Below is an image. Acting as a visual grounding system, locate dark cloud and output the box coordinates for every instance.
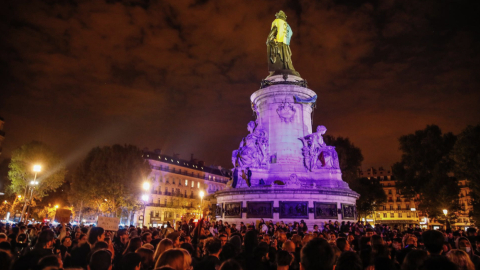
[0,0,479,170]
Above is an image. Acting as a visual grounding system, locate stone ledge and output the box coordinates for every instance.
[215,187,359,199]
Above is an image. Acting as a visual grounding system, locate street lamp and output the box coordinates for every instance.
[143,182,150,191]
[55,205,59,209]
[141,181,151,227]
[20,164,41,222]
[443,209,449,230]
[199,191,205,218]
[141,194,149,227]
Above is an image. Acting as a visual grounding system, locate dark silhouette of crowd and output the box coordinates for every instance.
[0,218,479,270]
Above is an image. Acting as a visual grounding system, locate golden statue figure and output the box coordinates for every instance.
[266,11,300,77]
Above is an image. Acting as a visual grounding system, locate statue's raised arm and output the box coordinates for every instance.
[266,11,300,77]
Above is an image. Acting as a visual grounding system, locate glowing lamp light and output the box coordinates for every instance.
[199,191,205,199]
[18,195,21,198]
[55,205,59,209]
[194,219,198,223]
[142,194,149,202]
[143,182,150,191]
[33,165,41,172]
[410,208,416,211]
[443,209,448,216]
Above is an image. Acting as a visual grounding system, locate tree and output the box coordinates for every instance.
[453,124,480,223]
[324,136,364,183]
[454,124,480,186]
[0,159,10,193]
[8,141,66,200]
[349,177,387,221]
[393,125,459,218]
[70,144,151,220]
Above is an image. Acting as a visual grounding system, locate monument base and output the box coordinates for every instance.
[214,185,358,229]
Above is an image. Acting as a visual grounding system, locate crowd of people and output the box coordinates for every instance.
[0,218,479,270]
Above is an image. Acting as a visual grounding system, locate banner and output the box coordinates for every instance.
[55,209,71,224]
[97,216,120,231]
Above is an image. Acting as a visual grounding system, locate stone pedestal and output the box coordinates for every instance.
[216,186,357,228]
[220,74,359,227]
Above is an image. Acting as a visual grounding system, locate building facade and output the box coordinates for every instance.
[455,179,473,229]
[359,167,474,230]
[134,150,229,227]
[359,167,420,228]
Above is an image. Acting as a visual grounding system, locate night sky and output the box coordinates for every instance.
[1,0,479,170]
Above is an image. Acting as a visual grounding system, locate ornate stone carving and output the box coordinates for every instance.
[299,125,340,171]
[232,121,269,169]
[277,102,296,123]
[224,202,242,218]
[341,203,355,220]
[215,203,223,218]
[314,202,338,219]
[279,201,308,219]
[246,201,273,218]
[286,174,301,188]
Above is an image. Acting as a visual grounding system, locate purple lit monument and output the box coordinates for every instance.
[214,10,359,227]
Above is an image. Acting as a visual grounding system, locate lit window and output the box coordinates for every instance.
[185,180,188,186]
[191,181,194,188]
[197,182,200,188]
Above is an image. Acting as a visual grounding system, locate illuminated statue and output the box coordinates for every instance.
[266,11,300,77]
[299,125,340,171]
[232,121,269,169]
